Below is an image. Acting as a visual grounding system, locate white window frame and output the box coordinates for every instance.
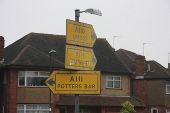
[18,71,50,87]
[166,81,170,94]
[167,109,170,113]
[17,104,50,113]
[151,108,158,113]
[106,75,121,89]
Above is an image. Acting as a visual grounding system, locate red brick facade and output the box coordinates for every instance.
[0,36,4,61]
[7,69,17,113]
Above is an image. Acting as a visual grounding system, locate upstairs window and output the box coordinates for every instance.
[18,71,50,87]
[106,76,121,89]
[166,81,170,94]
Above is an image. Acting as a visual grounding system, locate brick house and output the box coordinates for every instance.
[0,33,145,113]
[116,49,170,113]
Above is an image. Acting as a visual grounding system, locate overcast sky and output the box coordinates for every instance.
[0,0,170,67]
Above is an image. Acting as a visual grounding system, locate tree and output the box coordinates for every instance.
[121,101,136,113]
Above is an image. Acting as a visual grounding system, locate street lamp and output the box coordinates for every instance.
[48,49,56,113]
[74,8,102,113]
[75,8,102,22]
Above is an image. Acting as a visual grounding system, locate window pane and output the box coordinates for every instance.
[18,71,25,76]
[107,81,113,88]
[60,107,66,113]
[114,77,120,80]
[27,71,38,77]
[39,72,50,77]
[167,86,170,93]
[38,77,47,86]
[17,110,24,113]
[107,76,113,80]
[39,105,49,109]
[17,105,24,109]
[114,81,120,88]
[26,110,37,113]
[19,77,25,86]
[26,105,37,109]
[26,77,35,86]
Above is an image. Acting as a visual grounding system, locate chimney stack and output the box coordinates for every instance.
[0,36,5,63]
[135,55,145,75]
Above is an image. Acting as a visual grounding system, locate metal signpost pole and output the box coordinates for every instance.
[75,9,80,113]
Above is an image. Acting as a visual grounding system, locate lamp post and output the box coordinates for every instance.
[49,49,56,113]
[74,8,102,113]
[75,8,102,22]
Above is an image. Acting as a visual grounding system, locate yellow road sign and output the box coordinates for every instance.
[66,19,97,47]
[45,71,100,94]
[65,45,97,70]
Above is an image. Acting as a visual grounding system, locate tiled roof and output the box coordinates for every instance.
[5,33,130,74]
[55,95,145,107]
[116,49,170,79]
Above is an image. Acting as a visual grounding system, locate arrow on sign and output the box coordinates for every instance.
[66,19,97,47]
[45,70,100,94]
[46,78,55,86]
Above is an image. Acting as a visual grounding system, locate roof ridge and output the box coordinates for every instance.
[20,33,32,47]
[11,44,64,66]
[152,60,170,76]
[11,44,31,64]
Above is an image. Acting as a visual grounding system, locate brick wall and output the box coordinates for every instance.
[0,36,4,61]
[7,69,17,113]
[133,80,148,104]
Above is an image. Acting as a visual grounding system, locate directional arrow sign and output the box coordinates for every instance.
[66,19,97,47]
[65,45,97,70]
[45,70,100,94]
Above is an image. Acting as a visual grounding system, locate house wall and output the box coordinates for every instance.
[17,87,50,103]
[101,74,130,96]
[148,80,165,105]
[7,69,17,113]
[133,80,148,104]
[166,94,170,107]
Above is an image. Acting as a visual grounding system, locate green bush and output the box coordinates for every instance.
[121,101,136,113]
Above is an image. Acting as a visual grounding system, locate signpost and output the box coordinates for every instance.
[65,45,97,70]
[46,9,102,113]
[66,19,97,47]
[45,71,100,94]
